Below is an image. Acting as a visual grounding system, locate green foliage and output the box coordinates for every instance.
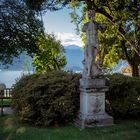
[25,0,46,12]
[12,71,140,126]
[96,14,123,70]
[1,0,43,64]
[79,4,140,75]
[25,0,140,56]
[79,12,123,71]
[32,34,66,74]
[25,0,72,12]
[106,74,140,119]
[24,0,140,76]
[0,99,12,106]
[12,71,81,126]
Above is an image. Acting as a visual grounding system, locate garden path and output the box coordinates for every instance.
[0,107,13,115]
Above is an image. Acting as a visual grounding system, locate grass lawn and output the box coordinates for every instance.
[0,99,12,106]
[0,115,140,140]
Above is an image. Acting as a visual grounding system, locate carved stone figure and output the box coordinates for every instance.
[82,10,106,78]
[75,10,113,128]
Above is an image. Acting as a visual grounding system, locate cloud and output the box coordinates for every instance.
[54,32,84,47]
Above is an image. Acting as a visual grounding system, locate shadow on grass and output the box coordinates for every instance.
[0,115,140,140]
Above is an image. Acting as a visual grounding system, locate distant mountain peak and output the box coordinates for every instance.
[64,45,83,50]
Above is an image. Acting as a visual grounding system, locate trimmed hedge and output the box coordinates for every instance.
[12,71,81,126]
[106,74,140,119]
[12,72,140,126]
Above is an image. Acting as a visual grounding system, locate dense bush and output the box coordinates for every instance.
[12,72,140,126]
[106,74,140,119]
[12,71,81,126]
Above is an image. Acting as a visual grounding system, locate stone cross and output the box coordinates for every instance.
[82,10,106,78]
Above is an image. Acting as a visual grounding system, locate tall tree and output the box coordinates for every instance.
[24,0,140,76]
[24,0,140,57]
[33,34,66,74]
[0,0,43,64]
[69,1,140,76]
[78,7,140,76]
[96,13,140,77]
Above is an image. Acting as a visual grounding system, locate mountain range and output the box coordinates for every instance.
[0,45,128,73]
[0,45,84,72]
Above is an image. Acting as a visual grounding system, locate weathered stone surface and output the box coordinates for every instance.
[75,113,113,128]
[76,10,113,128]
[82,10,106,78]
[75,90,113,128]
[80,92,105,115]
[80,77,107,89]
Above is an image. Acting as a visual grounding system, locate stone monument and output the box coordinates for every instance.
[75,10,113,128]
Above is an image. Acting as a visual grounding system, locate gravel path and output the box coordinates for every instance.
[0,107,13,115]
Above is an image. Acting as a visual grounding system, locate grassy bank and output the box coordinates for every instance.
[0,99,12,106]
[0,115,140,140]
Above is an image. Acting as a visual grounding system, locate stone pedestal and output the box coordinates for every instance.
[76,10,113,128]
[75,77,113,128]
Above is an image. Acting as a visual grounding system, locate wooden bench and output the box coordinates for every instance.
[0,88,13,116]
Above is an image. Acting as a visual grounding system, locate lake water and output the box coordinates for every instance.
[0,71,32,88]
[0,70,80,88]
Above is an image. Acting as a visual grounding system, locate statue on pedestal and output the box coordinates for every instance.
[75,10,113,128]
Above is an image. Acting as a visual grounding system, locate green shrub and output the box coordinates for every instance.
[12,72,140,126]
[106,74,140,119]
[12,71,81,126]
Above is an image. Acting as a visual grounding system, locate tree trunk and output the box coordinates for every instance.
[129,53,140,77]
[121,40,140,77]
[130,62,139,77]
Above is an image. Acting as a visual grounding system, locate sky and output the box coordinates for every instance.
[42,8,83,47]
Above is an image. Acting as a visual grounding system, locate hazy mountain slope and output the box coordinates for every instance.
[0,52,33,71]
[0,45,84,71]
[64,45,84,71]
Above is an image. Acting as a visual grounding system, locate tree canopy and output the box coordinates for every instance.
[33,34,66,74]
[96,12,140,77]
[24,0,140,57]
[0,0,43,64]
[78,2,140,76]
[1,0,139,76]
[27,0,140,76]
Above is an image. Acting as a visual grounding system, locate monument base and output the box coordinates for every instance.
[75,80,113,128]
[80,77,107,89]
[75,112,113,128]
